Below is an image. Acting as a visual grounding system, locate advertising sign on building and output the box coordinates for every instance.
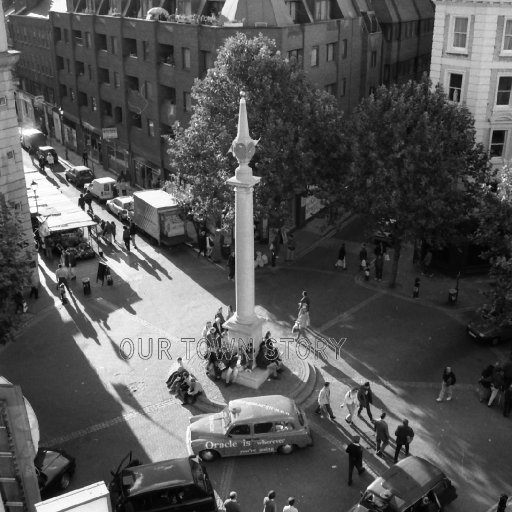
[102,127,118,140]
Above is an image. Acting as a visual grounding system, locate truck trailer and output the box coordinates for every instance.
[133,190,186,246]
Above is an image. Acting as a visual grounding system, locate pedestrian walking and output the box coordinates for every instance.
[122,226,131,252]
[82,149,88,166]
[197,227,207,258]
[14,292,25,314]
[436,366,456,402]
[335,242,347,270]
[298,290,310,311]
[359,243,367,270]
[357,382,374,422]
[412,277,421,298]
[29,273,39,299]
[374,253,384,281]
[270,240,277,267]
[488,366,506,407]
[46,152,54,171]
[479,363,496,402]
[227,251,235,281]
[129,220,138,249]
[293,304,310,340]
[223,491,241,512]
[263,490,277,512]
[374,412,390,457]
[102,221,112,243]
[38,154,46,172]
[346,435,365,486]
[110,221,117,242]
[83,191,93,212]
[341,387,358,423]
[78,194,85,211]
[283,497,298,512]
[315,382,336,420]
[55,263,71,292]
[286,234,296,262]
[394,419,414,463]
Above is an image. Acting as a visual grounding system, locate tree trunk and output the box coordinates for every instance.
[390,240,402,288]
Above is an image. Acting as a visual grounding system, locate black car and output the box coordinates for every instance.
[35,447,76,498]
[467,313,512,345]
[109,453,218,512]
[65,166,95,187]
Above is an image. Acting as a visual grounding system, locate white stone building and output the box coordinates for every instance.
[430,0,512,168]
[0,4,37,282]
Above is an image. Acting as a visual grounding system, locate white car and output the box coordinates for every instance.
[106,196,134,221]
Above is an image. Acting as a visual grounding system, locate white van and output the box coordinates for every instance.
[85,177,116,201]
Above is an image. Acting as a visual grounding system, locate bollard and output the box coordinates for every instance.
[82,277,91,296]
[448,288,458,305]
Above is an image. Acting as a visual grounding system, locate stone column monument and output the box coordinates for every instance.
[223,92,268,389]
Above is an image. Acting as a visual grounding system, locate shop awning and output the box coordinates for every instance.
[42,214,97,234]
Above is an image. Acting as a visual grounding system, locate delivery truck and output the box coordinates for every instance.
[133,190,186,246]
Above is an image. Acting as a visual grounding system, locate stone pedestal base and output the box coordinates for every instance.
[223,314,265,390]
[235,367,270,389]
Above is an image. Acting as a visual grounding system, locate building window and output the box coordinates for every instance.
[490,130,507,158]
[0,96,7,107]
[325,83,336,96]
[143,41,150,60]
[177,0,192,15]
[84,32,91,48]
[131,112,142,128]
[147,119,155,137]
[184,91,192,112]
[452,17,469,49]
[182,48,191,69]
[97,33,107,51]
[200,51,213,77]
[342,39,348,59]
[371,51,377,68]
[503,19,512,52]
[70,88,75,102]
[144,81,153,100]
[73,30,83,45]
[496,76,512,106]
[310,46,319,67]
[288,49,303,66]
[64,29,69,43]
[340,78,346,97]
[326,43,336,62]
[315,0,330,21]
[114,72,120,88]
[88,65,93,80]
[286,1,299,22]
[447,73,463,102]
[91,96,97,111]
[111,36,118,55]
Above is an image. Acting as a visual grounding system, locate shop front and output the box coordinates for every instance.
[105,140,129,177]
[82,122,103,166]
[133,158,161,189]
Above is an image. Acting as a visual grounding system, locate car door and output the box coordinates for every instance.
[252,422,280,454]
[225,424,251,456]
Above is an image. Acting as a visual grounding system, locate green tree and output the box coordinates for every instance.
[340,77,493,287]
[0,196,32,344]
[167,33,345,227]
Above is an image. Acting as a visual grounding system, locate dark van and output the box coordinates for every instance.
[109,453,218,512]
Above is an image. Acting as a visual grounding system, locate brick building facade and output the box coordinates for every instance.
[8,0,434,187]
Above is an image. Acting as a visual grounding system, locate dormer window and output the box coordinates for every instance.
[315,0,330,21]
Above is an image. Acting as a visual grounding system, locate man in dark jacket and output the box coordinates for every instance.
[357,382,374,422]
[129,220,138,249]
[374,412,390,457]
[394,419,414,463]
[346,435,365,485]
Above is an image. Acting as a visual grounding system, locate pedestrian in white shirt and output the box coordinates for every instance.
[341,387,359,424]
[315,382,335,420]
[283,497,298,512]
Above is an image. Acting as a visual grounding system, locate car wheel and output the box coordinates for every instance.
[278,444,295,455]
[199,449,220,462]
[491,337,500,346]
[59,472,71,490]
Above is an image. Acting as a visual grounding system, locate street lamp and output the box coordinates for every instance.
[31,180,39,214]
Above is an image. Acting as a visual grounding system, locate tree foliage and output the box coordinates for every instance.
[337,77,493,286]
[0,196,32,344]
[167,33,345,227]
